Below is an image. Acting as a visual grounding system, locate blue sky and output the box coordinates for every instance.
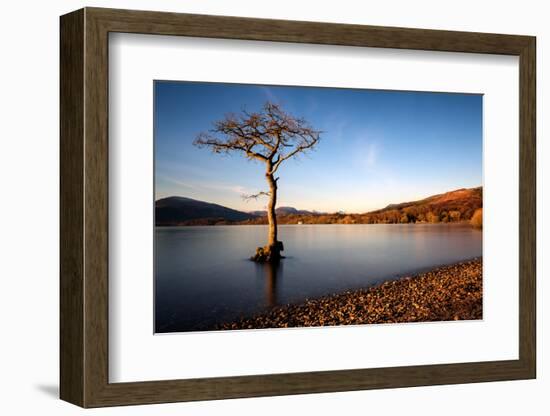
[154,81,482,213]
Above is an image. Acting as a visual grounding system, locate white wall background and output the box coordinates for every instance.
[0,0,545,414]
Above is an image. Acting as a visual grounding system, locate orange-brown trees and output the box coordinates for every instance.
[470,208,483,229]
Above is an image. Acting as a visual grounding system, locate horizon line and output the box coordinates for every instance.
[155,184,483,215]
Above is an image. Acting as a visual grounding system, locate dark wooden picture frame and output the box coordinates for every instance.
[60,7,536,408]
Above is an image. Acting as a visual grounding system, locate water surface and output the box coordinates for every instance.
[155,223,482,332]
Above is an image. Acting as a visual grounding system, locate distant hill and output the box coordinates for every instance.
[277,206,319,215]
[249,207,320,216]
[374,187,482,213]
[156,187,482,226]
[155,196,257,226]
[240,186,482,225]
[370,186,483,214]
[366,187,482,224]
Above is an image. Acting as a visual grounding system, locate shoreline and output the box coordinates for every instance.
[157,222,479,227]
[218,258,482,330]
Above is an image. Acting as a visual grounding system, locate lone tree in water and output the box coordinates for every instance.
[194,102,321,262]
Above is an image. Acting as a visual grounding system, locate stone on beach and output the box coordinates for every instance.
[218,258,482,330]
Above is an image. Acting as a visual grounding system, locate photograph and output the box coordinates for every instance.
[154,81,483,333]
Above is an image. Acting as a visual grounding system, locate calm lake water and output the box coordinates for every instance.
[155,223,482,333]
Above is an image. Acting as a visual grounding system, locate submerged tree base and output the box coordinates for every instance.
[251,241,285,263]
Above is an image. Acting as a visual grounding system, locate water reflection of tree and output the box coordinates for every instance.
[260,260,283,307]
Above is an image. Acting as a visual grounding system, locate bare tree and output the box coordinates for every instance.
[194,102,321,262]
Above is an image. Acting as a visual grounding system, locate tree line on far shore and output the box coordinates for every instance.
[178,206,483,228]
[237,187,483,227]
[158,185,483,228]
[238,207,482,226]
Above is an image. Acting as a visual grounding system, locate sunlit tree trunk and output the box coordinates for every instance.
[266,170,278,247]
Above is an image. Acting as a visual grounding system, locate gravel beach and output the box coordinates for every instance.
[219,258,482,330]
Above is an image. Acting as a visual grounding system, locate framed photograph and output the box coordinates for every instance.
[60,7,536,407]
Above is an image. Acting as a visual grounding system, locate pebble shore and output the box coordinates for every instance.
[219,258,482,330]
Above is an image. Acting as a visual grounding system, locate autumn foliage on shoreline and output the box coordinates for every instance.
[170,187,483,226]
[470,208,483,229]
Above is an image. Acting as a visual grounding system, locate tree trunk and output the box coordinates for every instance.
[251,166,284,262]
[266,172,278,247]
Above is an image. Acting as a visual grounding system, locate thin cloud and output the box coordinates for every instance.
[158,175,257,198]
[364,142,378,167]
[352,137,380,170]
[157,175,197,189]
[260,86,279,103]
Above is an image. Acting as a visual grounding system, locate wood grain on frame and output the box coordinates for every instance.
[60,7,536,407]
[60,8,85,406]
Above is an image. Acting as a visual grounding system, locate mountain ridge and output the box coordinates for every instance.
[155,196,258,226]
[155,186,482,226]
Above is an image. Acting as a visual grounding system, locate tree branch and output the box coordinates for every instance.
[241,190,271,201]
[193,101,321,173]
[270,133,320,173]
[194,133,268,162]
